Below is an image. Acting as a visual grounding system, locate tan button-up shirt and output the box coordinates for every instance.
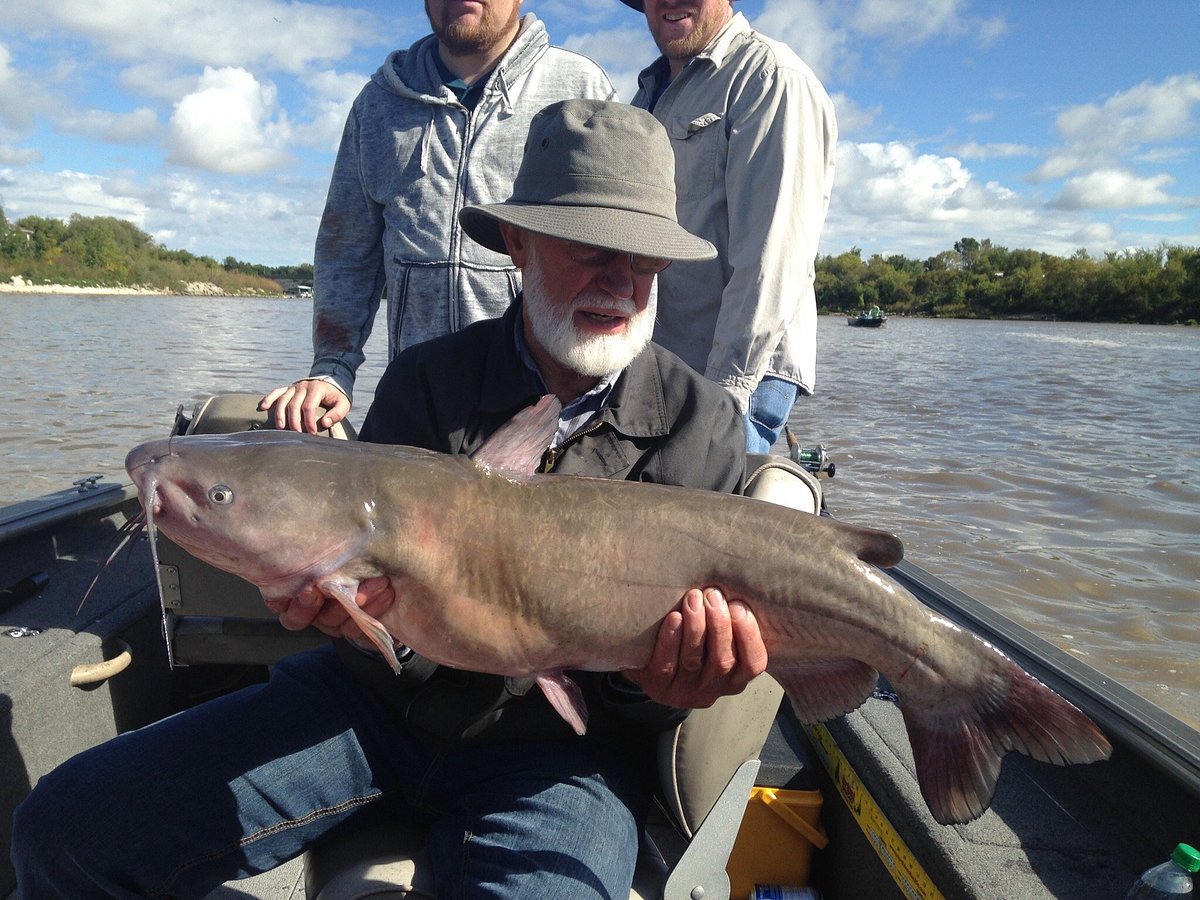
[633,14,838,412]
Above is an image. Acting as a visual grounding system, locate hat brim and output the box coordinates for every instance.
[618,0,645,9]
[459,203,716,262]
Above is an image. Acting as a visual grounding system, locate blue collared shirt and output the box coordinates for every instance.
[513,312,616,449]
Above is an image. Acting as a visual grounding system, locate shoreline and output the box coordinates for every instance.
[0,278,285,297]
[0,282,167,295]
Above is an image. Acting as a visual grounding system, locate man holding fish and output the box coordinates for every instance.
[12,101,770,899]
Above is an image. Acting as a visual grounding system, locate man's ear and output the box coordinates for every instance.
[499,222,529,266]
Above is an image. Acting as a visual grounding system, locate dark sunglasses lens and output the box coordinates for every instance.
[632,256,671,274]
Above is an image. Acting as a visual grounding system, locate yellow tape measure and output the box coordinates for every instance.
[803,723,945,900]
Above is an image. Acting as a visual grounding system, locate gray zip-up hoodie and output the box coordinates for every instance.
[309,14,615,398]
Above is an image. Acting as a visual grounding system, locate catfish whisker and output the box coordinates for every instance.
[76,508,149,614]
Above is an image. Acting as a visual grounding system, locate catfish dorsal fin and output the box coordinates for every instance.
[471,394,562,477]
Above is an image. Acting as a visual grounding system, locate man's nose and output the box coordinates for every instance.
[595,255,637,299]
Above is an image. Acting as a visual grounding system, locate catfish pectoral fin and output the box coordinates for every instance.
[771,658,881,724]
[319,577,403,673]
[535,671,589,735]
[902,658,1113,825]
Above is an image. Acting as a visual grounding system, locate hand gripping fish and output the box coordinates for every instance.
[124,396,1110,825]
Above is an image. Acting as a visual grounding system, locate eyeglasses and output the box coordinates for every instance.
[564,241,672,276]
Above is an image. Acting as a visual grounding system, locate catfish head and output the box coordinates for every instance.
[124,430,378,596]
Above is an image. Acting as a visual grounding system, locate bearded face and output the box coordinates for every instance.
[425,0,522,56]
[643,0,733,66]
[522,242,657,379]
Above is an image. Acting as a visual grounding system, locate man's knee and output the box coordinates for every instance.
[11,765,92,884]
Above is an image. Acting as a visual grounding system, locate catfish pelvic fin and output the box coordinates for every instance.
[535,671,589,735]
[471,395,562,478]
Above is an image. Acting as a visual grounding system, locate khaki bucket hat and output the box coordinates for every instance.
[617,0,737,10]
[458,99,716,263]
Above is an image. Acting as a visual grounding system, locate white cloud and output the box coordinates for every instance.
[950,140,1037,161]
[0,167,149,224]
[819,140,1122,260]
[0,41,42,130]
[828,93,880,137]
[849,0,1006,47]
[293,68,373,153]
[837,141,976,218]
[60,107,159,144]
[118,61,205,103]
[558,26,654,103]
[754,0,846,79]
[0,145,40,165]
[1035,74,1200,182]
[1050,170,1175,211]
[3,0,381,75]
[532,0,626,30]
[167,67,292,175]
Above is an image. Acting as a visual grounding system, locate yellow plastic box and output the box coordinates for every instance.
[726,787,828,897]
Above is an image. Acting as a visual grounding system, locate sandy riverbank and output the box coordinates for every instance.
[0,282,165,295]
[0,276,283,296]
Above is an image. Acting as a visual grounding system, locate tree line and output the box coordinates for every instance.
[0,207,310,295]
[2,208,1196,323]
[817,237,1199,325]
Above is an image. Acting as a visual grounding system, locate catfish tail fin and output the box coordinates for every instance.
[901,658,1112,825]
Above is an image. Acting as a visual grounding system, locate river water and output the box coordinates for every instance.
[4,294,1198,728]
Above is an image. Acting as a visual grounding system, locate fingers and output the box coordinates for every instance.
[728,599,768,684]
[258,380,350,433]
[631,609,683,689]
[267,577,397,641]
[678,588,708,673]
[259,385,289,409]
[629,587,766,709]
[270,586,328,631]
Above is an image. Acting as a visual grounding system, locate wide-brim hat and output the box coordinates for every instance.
[617,0,737,10]
[459,99,715,263]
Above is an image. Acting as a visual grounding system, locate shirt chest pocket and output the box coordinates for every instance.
[665,112,724,201]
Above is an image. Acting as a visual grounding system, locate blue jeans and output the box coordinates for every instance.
[11,647,649,899]
[744,376,800,453]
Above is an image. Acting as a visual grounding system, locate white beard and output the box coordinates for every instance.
[522,249,657,378]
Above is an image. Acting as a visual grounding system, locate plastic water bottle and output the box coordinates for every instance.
[1125,843,1200,899]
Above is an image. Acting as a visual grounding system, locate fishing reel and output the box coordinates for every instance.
[784,426,835,478]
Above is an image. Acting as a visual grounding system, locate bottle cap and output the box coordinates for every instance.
[1171,843,1200,873]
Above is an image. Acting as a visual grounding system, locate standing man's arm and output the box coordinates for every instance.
[707,67,837,410]
[261,103,386,432]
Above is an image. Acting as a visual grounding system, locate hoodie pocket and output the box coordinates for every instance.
[388,262,451,359]
[666,112,724,201]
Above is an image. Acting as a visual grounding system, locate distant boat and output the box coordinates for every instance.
[848,306,886,327]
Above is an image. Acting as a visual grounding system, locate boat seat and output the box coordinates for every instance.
[147,395,823,899]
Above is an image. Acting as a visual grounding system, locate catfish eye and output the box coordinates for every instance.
[207,485,235,505]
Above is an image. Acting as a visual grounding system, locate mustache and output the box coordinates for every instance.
[570,295,640,319]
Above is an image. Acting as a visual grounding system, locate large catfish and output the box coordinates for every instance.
[125,396,1110,825]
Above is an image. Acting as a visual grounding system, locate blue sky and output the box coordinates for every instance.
[0,0,1197,267]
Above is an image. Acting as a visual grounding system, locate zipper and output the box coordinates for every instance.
[447,102,474,334]
[541,419,605,473]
